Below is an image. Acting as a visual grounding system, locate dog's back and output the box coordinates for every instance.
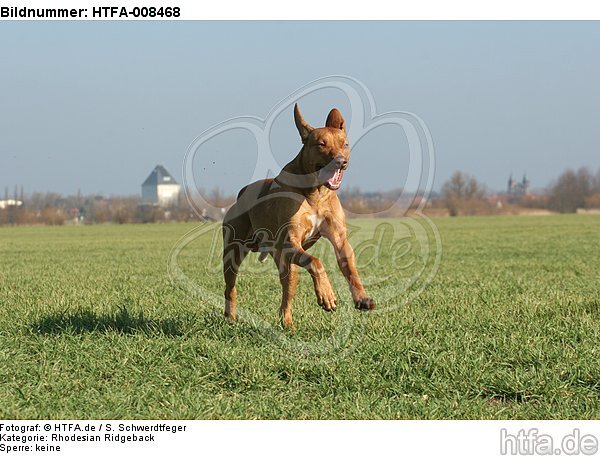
[235,178,274,202]
[223,178,275,254]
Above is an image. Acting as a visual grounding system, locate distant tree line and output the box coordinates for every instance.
[0,190,231,226]
[440,167,600,216]
[2,167,599,225]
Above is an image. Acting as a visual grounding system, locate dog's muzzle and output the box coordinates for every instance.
[318,156,347,190]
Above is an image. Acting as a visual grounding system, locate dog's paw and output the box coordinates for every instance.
[354,297,376,311]
[282,321,297,332]
[281,313,296,331]
[316,288,337,312]
[224,311,237,322]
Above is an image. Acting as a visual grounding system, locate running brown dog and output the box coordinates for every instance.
[222,104,375,328]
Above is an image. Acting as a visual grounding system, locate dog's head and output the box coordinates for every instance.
[294,104,350,191]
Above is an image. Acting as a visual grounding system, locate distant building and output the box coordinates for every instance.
[142,165,181,207]
[507,173,530,202]
[0,199,23,209]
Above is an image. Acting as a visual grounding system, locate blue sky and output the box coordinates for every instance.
[1,21,599,196]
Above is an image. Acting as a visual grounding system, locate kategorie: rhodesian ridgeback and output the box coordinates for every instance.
[222,104,375,328]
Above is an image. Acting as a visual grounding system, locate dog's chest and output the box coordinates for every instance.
[306,213,325,238]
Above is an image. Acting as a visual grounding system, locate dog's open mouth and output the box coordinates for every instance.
[318,166,344,190]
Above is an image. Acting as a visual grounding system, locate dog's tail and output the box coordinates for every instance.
[258,246,270,263]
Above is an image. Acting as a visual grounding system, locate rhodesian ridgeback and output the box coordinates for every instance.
[222,104,375,328]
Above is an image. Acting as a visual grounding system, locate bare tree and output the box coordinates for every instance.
[441,171,488,216]
[40,207,66,225]
[547,167,593,213]
[592,168,600,192]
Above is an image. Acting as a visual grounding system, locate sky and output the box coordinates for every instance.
[1,21,599,197]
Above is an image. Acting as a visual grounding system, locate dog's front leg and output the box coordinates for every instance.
[279,242,337,313]
[325,232,375,311]
[273,251,299,329]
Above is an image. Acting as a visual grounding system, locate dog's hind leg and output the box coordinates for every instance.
[222,221,249,321]
[223,242,247,321]
[275,253,298,329]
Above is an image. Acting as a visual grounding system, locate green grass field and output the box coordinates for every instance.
[1,215,599,419]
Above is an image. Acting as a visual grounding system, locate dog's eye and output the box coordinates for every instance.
[344,142,350,149]
[316,141,326,147]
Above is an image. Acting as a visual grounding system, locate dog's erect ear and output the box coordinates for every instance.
[294,104,314,144]
[325,108,346,133]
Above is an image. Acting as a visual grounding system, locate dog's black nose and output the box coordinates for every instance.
[334,156,348,169]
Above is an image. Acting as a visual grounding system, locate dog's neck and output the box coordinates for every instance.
[276,148,333,202]
[279,150,307,182]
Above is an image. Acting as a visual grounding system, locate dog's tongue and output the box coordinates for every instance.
[319,167,344,189]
